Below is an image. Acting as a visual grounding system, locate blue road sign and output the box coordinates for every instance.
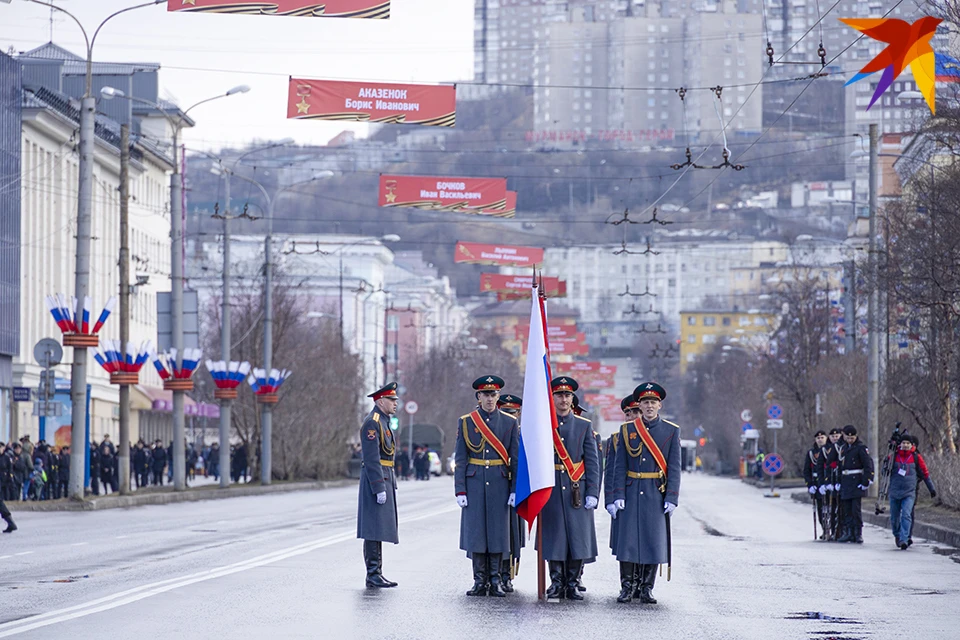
[762,453,784,476]
[767,404,783,419]
[694,427,702,437]
[742,424,750,433]
[12,387,31,402]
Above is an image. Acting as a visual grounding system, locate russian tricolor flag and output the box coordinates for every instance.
[514,284,556,526]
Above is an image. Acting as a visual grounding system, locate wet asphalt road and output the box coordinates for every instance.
[0,474,957,639]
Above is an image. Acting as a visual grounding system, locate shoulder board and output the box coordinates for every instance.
[459,413,472,421]
[661,419,681,429]
[574,415,592,424]
[372,413,380,423]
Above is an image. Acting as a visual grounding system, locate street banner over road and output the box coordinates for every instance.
[378,175,507,213]
[482,274,563,297]
[513,323,578,340]
[478,190,517,218]
[455,241,543,267]
[169,0,390,19]
[289,79,455,126]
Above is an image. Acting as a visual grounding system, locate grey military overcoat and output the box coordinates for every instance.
[537,413,600,562]
[610,416,681,564]
[603,433,620,550]
[356,407,399,544]
[455,407,519,555]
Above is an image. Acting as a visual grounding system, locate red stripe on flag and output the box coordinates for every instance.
[516,487,552,527]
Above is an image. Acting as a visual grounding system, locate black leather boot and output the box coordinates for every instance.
[500,558,514,593]
[466,554,488,596]
[364,540,392,588]
[837,527,853,543]
[638,564,657,604]
[376,542,397,587]
[565,560,585,600]
[616,562,634,603]
[576,563,586,591]
[633,564,643,598]
[2,516,16,534]
[487,554,506,597]
[545,561,565,599]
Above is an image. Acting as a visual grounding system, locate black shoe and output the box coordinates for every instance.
[565,560,584,600]
[2,518,15,534]
[545,561,565,599]
[365,574,393,588]
[487,554,506,597]
[638,565,658,603]
[501,575,514,593]
[466,554,488,596]
[854,535,863,544]
[363,540,393,588]
[577,579,586,592]
[375,542,397,587]
[899,541,908,550]
[617,562,634,603]
[639,586,658,604]
[907,538,913,547]
[837,530,853,543]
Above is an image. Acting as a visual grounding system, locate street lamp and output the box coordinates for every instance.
[10,0,165,500]
[102,84,250,491]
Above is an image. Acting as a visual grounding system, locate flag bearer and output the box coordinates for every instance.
[357,382,401,588]
[610,382,681,604]
[496,393,524,592]
[455,376,519,597]
[539,377,600,600]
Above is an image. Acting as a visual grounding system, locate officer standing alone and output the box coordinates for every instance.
[357,382,401,588]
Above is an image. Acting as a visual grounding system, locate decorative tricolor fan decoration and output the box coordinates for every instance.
[247,368,291,404]
[94,340,152,385]
[206,360,251,400]
[44,294,116,347]
[152,348,203,391]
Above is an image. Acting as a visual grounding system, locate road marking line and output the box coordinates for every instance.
[70,543,88,547]
[0,556,10,560]
[13,552,33,557]
[0,504,457,637]
[114,536,128,540]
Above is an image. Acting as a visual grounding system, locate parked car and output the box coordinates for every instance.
[428,451,441,476]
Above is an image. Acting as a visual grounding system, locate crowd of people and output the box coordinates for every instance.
[0,434,254,504]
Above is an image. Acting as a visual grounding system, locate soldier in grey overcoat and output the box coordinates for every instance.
[357,382,400,588]
[497,393,524,592]
[610,382,681,604]
[538,377,600,600]
[606,395,639,552]
[455,376,519,597]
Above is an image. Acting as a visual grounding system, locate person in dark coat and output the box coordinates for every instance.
[357,382,401,589]
[803,430,828,538]
[496,393,524,592]
[0,493,15,533]
[99,441,115,494]
[1,444,14,501]
[455,376,519,597]
[537,377,600,601]
[151,441,167,486]
[57,446,70,499]
[837,425,875,543]
[88,442,101,495]
[395,447,410,481]
[14,443,31,501]
[610,382,681,604]
[818,428,843,539]
[606,395,639,589]
[133,441,149,488]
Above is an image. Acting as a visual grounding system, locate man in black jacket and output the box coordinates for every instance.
[802,430,828,539]
[133,441,149,488]
[13,443,31,501]
[152,441,167,486]
[58,446,70,499]
[837,425,875,543]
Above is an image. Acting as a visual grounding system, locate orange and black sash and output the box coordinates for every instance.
[553,420,585,482]
[468,410,510,466]
[633,418,667,477]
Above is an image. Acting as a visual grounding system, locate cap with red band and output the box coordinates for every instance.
[633,381,666,402]
[550,377,579,393]
[368,381,399,401]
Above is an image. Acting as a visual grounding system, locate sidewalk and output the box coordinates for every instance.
[790,490,960,548]
[6,477,355,512]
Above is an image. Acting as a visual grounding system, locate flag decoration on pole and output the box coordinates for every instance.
[515,279,557,526]
[207,360,252,390]
[44,294,115,347]
[93,340,153,373]
[247,368,292,395]
[151,348,203,380]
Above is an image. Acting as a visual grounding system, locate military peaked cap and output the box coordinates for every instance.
[498,394,522,409]
[634,381,667,402]
[473,375,505,391]
[369,381,399,401]
[621,395,640,412]
[551,377,578,393]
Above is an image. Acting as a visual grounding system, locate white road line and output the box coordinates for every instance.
[13,551,33,557]
[0,504,457,638]
[113,536,128,540]
[0,555,10,560]
[70,543,88,547]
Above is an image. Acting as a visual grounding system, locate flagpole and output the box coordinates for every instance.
[537,514,545,600]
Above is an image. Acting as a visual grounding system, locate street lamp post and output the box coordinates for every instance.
[102,84,250,490]
[13,0,166,500]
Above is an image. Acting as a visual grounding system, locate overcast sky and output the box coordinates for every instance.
[0,0,475,150]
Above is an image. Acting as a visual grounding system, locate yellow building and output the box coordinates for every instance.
[679,309,779,375]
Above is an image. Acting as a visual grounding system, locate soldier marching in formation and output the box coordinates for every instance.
[836,424,875,543]
[539,377,600,600]
[821,427,843,539]
[496,393,525,592]
[803,430,829,539]
[454,376,520,597]
[357,382,401,588]
[609,382,681,604]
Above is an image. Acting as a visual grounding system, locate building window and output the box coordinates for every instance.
[687,316,697,326]
[668,278,676,287]
[740,316,751,326]
[704,316,716,326]
[387,344,398,363]
[687,335,696,343]
[703,334,717,344]
[722,317,731,326]
[387,315,399,330]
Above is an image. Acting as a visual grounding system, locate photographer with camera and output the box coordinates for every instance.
[889,434,937,550]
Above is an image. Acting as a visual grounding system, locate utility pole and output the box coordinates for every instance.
[171,127,186,491]
[118,124,131,494]
[262,198,275,485]
[867,123,880,497]
[219,174,232,489]
[843,260,856,355]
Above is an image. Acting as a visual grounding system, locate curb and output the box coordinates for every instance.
[6,479,355,512]
[789,491,960,548]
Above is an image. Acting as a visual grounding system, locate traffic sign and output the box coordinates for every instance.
[742,424,751,433]
[405,401,419,415]
[767,404,783,419]
[33,401,64,417]
[762,453,784,476]
[766,419,784,430]
[740,409,752,422]
[33,338,63,366]
[12,387,31,402]
[693,427,702,437]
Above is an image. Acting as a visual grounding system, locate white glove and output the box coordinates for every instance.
[507,493,515,507]
[808,486,817,495]
[825,484,833,492]
[857,484,866,491]
[456,495,468,508]
[376,491,387,505]
[615,499,625,510]
[664,501,677,515]
[584,496,598,510]
[818,485,827,495]
[606,504,618,519]
[834,483,841,491]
